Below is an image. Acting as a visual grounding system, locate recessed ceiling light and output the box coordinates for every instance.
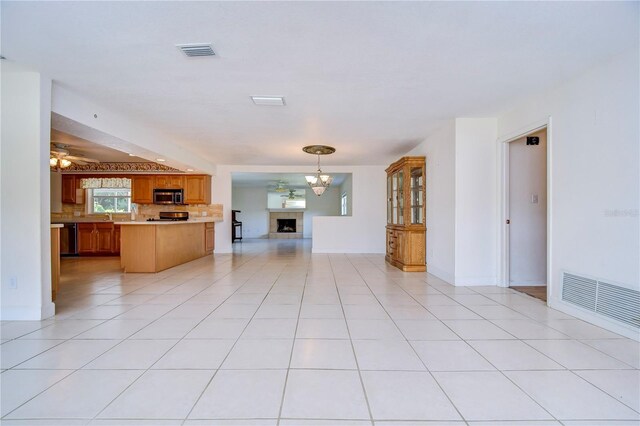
[186,168,194,172]
[128,153,136,157]
[251,96,285,106]
[176,43,215,57]
[156,158,166,162]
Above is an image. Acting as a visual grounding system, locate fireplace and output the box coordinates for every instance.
[268,210,303,239]
[277,219,296,233]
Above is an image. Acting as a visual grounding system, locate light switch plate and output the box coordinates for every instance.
[531,194,539,204]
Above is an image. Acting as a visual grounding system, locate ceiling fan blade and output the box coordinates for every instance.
[71,159,88,165]
[65,155,100,163]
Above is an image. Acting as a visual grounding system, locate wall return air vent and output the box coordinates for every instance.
[562,272,640,329]
[176,43,215,57]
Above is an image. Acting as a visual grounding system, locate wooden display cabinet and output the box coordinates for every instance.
[385,156,426,272]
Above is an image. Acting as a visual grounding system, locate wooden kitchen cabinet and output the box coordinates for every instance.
[154,175,184,189]
[385,156,426,272]
[61,175,77,204]
[78,223,97,254]
[96,223,114,253]
[205,222,215,254]
[131,176,154,204]
[77,223,120,255]
[184,175,211,205]
[51,227,60,301]
[131,174,210,204]
[113,225,121,254]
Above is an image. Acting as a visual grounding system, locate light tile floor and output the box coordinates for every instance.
[1,239,639,425]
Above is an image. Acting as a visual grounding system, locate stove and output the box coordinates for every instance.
[147,211,189,222]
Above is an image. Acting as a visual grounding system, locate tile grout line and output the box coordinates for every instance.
[347,253,468,423]
[181,252,293,424]
[4,247,263,421]
[328,253,380,426]
[275,256,311,426]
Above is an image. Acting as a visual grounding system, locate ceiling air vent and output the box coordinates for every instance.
[176,43,215,57]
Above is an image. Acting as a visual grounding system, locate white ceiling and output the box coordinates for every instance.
[3,2,638,166]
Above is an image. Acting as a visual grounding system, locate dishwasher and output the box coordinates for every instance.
[60,223,78,256]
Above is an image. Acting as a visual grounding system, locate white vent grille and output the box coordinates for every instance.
[596,282,640,328]
[562,272,640,329]
[562,273,597,310]
[176,43,215,57]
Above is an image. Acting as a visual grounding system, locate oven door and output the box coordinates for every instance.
[153,191,175,204]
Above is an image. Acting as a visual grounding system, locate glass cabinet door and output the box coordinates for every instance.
[387,175,392,224]
[397,170,404,225]
[410,166,424,224]
[392,172,398,224]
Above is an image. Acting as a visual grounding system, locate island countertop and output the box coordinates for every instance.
[115,218,222,225]
[120,220,216,273]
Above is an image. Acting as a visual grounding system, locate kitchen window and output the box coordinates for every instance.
[87,188,132,214]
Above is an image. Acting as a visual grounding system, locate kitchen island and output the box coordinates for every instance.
[116,220,218,273]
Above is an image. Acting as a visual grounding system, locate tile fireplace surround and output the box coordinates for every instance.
[269,210,303,239]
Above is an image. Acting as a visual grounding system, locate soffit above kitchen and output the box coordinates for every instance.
[51,129,150,163]
[3,1,638,165]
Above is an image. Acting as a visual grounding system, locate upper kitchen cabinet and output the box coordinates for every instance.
[155,175,184,189]
[184,175,211,204]
[131,176,154,204]
[61,175,77,204]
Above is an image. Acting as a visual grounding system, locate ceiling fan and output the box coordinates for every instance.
[270,180,289,193]
[50,143,100,169]
[281,189,305,200]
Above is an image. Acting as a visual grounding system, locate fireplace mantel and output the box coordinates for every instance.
[267,208,305,213]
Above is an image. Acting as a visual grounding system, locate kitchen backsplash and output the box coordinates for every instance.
[51,203,223,221]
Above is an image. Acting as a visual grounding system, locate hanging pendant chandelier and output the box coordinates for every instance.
[303,145,335,196]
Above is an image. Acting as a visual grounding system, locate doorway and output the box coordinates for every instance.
[506,128,548,302]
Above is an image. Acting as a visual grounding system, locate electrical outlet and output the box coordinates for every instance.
[531,194,539,204]
[74,211,81,217]
[201,212,207,217]
[9,276,17,289]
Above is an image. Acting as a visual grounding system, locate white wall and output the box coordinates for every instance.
[1,64,55,320]
[231,187,268,238]
[215,165,387,253]
[509,130,547,286]
[304,187,341,238]
[312,166,386,253]
[407,121,456,283]
[497,48,639,336]
[454,118,498,285]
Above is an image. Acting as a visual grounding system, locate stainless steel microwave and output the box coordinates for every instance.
[153,189,184,205]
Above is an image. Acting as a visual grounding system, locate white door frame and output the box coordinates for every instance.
[497,117,553,305]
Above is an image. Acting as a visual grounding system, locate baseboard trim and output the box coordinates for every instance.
[426,265,454,284]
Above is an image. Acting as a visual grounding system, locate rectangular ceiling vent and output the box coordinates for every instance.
[562,272,640,329]
[176,43,215,57]
[251,96,285,106]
